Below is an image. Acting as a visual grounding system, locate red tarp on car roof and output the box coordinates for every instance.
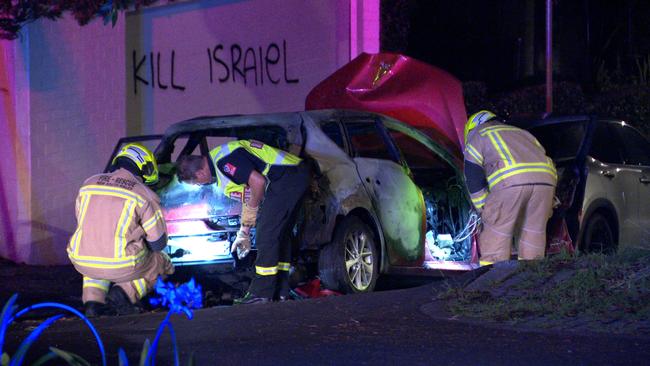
[305,53,468,159]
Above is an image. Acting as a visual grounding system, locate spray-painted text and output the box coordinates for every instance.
[131,40,299,95]
[207,40,299,86]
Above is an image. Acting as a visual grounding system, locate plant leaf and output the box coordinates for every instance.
[138,338,150,366]
[49,347,92,366]
[11,301,107,365]
[0,294,19,354]
[186,351,195,366]
[118,348,129,366]
[10,314,64,366]
[32,351,58,366]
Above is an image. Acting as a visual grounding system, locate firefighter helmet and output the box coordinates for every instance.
[464,110,497,145]
[111,143,159,185]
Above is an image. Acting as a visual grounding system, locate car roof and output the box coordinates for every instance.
[509,114,636,130]
[161,112,304,139]
[510,114,593,128]
[159,109,396,137]
[156,108,463,169]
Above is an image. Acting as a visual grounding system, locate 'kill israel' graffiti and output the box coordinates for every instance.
[132,40,299,95]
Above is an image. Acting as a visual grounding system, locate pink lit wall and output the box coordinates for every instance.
[124,0,353,133]
[0,40,31,264]
[25,16,127,264]
[350,0,380,58]
[0,0,379,265]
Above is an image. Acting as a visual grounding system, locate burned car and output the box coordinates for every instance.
[106,109,479,294]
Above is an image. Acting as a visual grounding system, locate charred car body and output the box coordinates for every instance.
[106,53,481,293]
[107,109,479,294]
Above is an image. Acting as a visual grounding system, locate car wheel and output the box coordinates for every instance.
[319,216,379,294]
[582,212,617,254]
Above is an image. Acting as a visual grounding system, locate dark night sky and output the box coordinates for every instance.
[384,0,650,92]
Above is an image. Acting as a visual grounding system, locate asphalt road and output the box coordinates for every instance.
[4,279,650,366]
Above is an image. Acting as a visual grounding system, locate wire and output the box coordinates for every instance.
[453,211,481,243]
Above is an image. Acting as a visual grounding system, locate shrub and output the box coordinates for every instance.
[464,81,650,137]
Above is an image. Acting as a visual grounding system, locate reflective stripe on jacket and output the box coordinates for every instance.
[464,121,557,209]
[210,140,301,199]
[67,168,166,269]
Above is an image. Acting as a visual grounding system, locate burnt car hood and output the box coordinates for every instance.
[306,52,467,161]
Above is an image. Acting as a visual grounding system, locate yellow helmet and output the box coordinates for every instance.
[464,110,497,145]
[111,143,159,185]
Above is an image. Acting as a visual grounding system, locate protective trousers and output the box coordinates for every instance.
[75,251,174,304]
[249,161,310,299]
[479,184,555,263]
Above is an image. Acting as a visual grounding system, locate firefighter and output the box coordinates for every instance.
[177,140,310,304]
[463,110,557,265]
[67,143,174,317]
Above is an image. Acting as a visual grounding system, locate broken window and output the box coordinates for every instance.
[345,121,396,161]
[321,121,346,150]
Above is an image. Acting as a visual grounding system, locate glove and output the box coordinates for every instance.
[241,203,259,227]
[231,229,251,259]
[159,251,175,275]
[553,195,561,209]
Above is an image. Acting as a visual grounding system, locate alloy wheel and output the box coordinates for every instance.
[344,230,374,291]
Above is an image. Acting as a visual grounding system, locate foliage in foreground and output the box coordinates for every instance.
[0,1,176,40]
[440,249,650,326]
[0,277,201,365]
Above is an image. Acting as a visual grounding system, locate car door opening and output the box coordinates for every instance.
[387,126,479,269]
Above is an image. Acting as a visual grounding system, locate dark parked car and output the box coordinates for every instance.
[106,110,480,294]
[513,115,650,254]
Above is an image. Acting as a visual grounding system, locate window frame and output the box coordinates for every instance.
[341,117,402,164]
[588,121,625,165]
[319,119,349,154]
[608,121,650,167]
[526,120,589,163]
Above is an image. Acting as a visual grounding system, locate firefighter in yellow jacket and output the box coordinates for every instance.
[464,110,557,265]
[68,143,174,317]
[177,140,310,304]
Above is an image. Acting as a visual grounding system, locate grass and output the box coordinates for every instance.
[440,249,650,326]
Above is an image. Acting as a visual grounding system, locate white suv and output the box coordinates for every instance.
[516,115,650,253]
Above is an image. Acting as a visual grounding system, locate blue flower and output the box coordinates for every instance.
[149,277,203,319]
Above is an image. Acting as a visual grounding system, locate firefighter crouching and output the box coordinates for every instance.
[177,139,310,304]
[463,110,557,265]
[67,143,174,317]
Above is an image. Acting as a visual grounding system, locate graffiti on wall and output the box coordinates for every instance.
[132,40,299,95]
[133,50,186,94]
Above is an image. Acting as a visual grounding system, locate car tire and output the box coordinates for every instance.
[581,212,617,254]
[319,216,379,294]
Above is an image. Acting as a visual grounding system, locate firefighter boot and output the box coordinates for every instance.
[233,292,270,305]
[107,286,142,315]
[274,271,291,302]
[83,301,117,318]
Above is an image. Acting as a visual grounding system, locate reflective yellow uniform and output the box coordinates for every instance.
[211,140,309,299]
[67,168,174,303]
[464,121,557,263]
